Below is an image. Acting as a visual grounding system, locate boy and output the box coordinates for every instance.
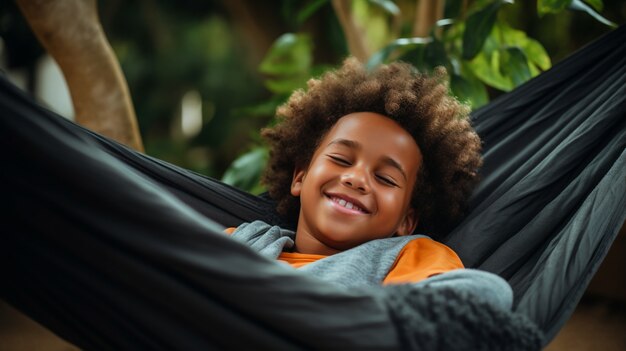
[229,58,509,298]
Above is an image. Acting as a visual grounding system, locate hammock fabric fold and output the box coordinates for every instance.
[0,25,624,348]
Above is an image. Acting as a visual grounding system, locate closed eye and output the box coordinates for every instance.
[376,175,398,187]
[328,155,351,166]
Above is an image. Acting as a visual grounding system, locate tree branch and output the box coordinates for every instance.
[16,0,144,152]
[332,0,370,62]
[413,0,445,37]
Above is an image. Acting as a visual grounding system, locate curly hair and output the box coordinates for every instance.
[261,58,482,238]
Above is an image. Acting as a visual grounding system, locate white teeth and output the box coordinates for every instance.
[332,196,363,212]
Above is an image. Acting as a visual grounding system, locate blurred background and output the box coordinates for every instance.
[0,1,624,350]
[1,0,624,193]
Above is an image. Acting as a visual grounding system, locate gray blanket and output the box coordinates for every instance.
[232,221,543,350]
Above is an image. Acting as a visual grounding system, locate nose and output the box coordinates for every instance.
[341,168,370,193]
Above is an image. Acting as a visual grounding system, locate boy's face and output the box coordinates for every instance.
[291,112,422,255]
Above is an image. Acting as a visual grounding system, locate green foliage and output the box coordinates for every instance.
[583,0,603,11]
[462,0,512,60]
[100,4,268,179]
[538,0,614,26]
[296,0,330,26]
[538,0,572,16]
[47,0,612,197]
[500,47,531,86]
[365,37,433,71]
[450,69,489,108]
[223,0,618,194]
[222,147,269,195]
[365,0,611,108]
[570,0,616,27]
[222,30,318,192]
[259,33,313,94]
[466,21,551,91]
[368,0,547,105]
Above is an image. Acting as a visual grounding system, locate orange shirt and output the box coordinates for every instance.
[277,238,463,285]
[225,227,463,284]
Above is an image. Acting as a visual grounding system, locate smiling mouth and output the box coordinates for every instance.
[326,195,370,214]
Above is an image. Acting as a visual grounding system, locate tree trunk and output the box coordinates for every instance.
[331,0,370,62]
[413,0,445,37]
[17,0,144,152]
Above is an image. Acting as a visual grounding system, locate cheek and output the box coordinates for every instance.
[306,162,335,184]
[300,164,332,200]
[378,189,409,215]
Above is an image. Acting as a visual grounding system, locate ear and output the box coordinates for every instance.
[396,208,418,236]
[290,167,306,197]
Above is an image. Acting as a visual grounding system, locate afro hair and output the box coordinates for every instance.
[261,58,482,238]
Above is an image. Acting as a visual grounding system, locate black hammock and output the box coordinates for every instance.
[1,25,624,350]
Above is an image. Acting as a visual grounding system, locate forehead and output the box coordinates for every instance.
[320,112,422,170]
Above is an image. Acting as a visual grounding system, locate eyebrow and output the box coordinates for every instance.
[327,138,408,181]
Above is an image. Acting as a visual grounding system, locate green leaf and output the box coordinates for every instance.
[466,20,550,92]
[366,37,432,69]
[424,38,449,69]
[450,73,489,108]
[222,147,268,194]
[499,47,531,86]
[523,39,551,71]
[528,62,540,77]
[367,45,398,70]
[259,33,313,94]
[494,22,551,71]
[410,21,456,73]
[264,75,310,94]
[569,0,616,27]
[296,0,330,26]
[537,0,572,16]
[367,0,400,16]
[444,0,464,18]
[259,33,313,76]
[392,36,448,72]
[398,45,428,72]
[583,0,603,11]
[467,50,514,91]
[462,0,511,60]
[232,95,286,119]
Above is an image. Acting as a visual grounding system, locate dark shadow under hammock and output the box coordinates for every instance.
[0,25,624,349]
